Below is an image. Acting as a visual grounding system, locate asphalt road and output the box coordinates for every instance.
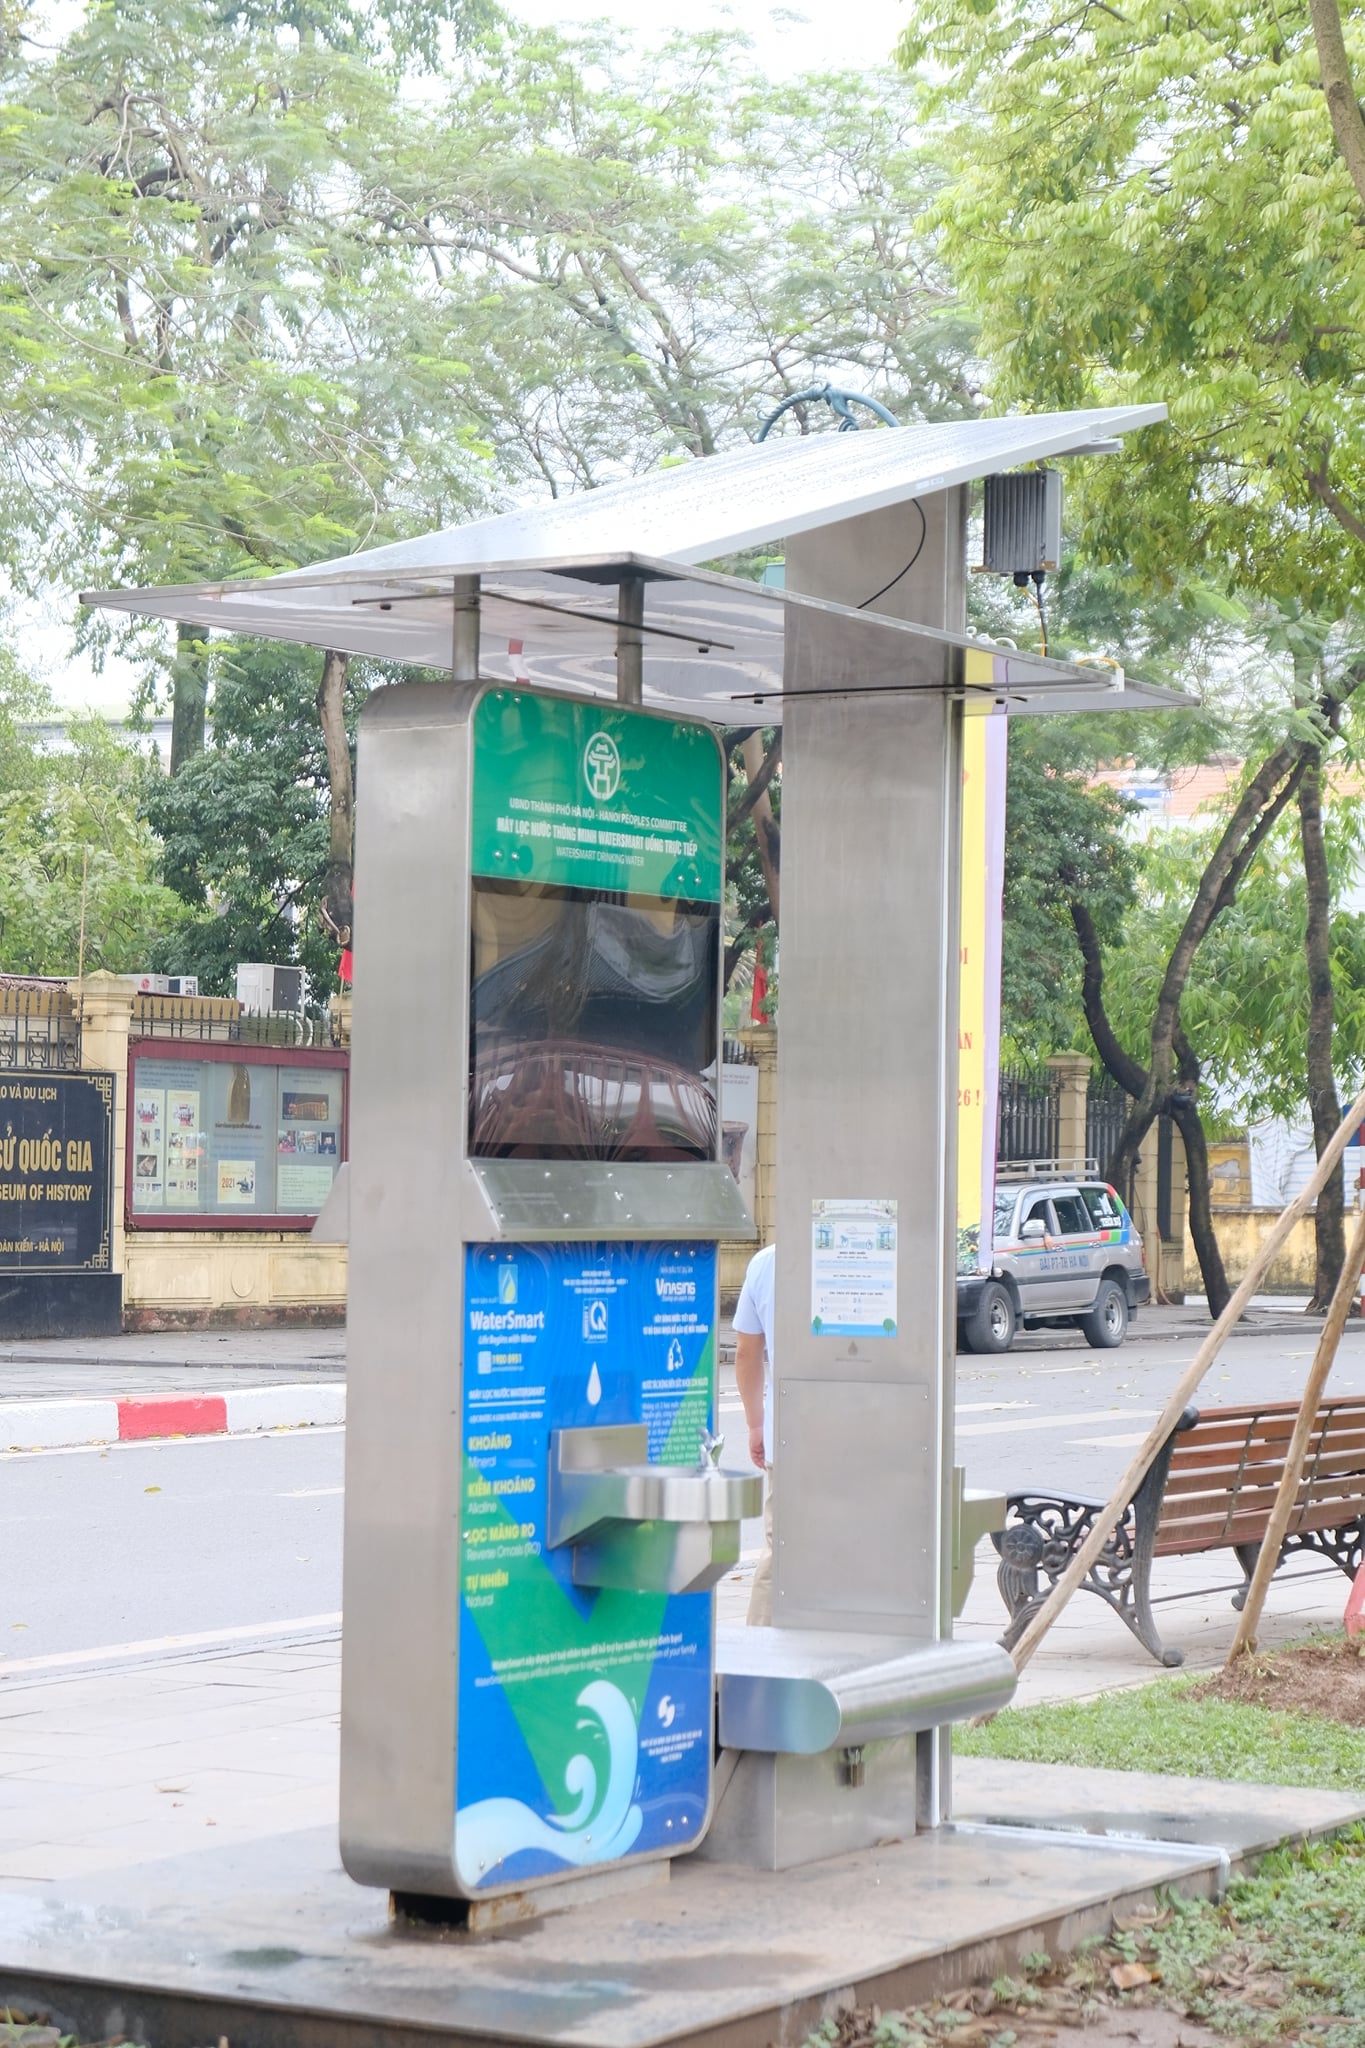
[0,1427,344,1666]
[5,1316,1359,1665]
[955,1317,1365,1497]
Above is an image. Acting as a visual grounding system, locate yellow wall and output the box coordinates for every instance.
[123,1232,348,1328]
[1182,1208,1318,1294]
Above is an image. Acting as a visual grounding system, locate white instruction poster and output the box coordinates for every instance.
[810,1197,898,1337]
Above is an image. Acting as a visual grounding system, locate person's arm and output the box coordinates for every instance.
[735,1330,767,1470]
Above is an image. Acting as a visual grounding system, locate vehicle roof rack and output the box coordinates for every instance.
[995,1158,1101,1184]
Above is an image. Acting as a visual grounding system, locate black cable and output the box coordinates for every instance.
[1015,567,1049,655]
[1031,569,1048,656]
[857,500,927,610]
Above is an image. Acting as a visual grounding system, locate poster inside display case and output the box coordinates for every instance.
[130,1053,344,1221]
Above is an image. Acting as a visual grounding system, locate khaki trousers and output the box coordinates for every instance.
[746,1468,774,1626]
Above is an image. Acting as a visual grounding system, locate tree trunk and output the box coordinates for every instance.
[169,621,207,774]
[1102,740,1315,1202]
[1310,0,1365,209]
[740,731,780,926]
[1066,672,1365,1319]
[1073,899,1231,1314]
[315,649,354,950]
[1300,754,1347,1311]
[1167,1089,1230,1318]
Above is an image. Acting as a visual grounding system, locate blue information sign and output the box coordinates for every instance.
[455,1238,717,1891]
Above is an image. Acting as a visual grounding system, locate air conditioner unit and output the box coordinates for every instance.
[134,973,199,997]
[235,963,305,1015]
[980,469,1063,575]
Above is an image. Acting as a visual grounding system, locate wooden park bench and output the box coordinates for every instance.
[992,1394,1365,1666]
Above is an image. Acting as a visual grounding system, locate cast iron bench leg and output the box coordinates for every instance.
[995,1467,1184,1668]
[1231,1542,1261,1612]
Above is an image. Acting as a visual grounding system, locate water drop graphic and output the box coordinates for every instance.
[587,1363,602,1406]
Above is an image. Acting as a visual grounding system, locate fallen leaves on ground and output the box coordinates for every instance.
[805,1834,1365,2048]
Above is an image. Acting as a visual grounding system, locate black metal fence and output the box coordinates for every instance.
[129,996,344,1048]
[1086,1075,1131,1176]
[995,1064,1140,1181]
[0,1009,81,1071]
[996,1067,1060,1166]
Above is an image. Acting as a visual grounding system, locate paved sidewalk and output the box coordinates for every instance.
[0,1329,345,1403]
[0,1521,1349,1891]
[955,1529,1350,1703]
[0,1327,345,1389]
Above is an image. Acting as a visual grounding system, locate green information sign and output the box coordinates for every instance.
[471,688,723,903]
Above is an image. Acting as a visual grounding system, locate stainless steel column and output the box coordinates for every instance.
[340,682,476,1893]
[776,489,968,1827]
[617,576,644,704]
[451,574,481,681]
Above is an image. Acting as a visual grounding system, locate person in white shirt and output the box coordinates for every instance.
[732,1240,775,1626]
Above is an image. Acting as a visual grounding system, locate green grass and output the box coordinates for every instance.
[956,1671,1365,1789]
[806,1830,1365,2046]
[1142,1830,1365,2039]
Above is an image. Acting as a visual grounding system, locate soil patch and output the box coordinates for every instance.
[1190,1637,1365,1725]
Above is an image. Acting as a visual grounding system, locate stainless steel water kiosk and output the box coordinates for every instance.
[84,404,1184,1902]
[340,672,763,1903]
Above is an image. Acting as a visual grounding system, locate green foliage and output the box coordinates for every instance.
[0,644,54,797]
[372,34,977,496]
[1150,1829,1365,2041]
[144,639,366,995]
[0,673,183,977]
[900,0,1365,617]
[798,1829,1365,2048]
[957,1672,1365,1789]
[0,8,976,650]
[0,0,496,652]
[722,729,781,998]
[1001,720,1139,1065]
[1097,796,1365,1126]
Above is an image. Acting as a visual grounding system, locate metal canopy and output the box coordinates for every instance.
[82,404,1187,724]
[272,402,1167,574]
[85,551,1186,724]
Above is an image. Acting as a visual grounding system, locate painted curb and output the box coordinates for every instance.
[0,1383,346,1452]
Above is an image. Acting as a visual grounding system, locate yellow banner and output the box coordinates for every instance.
[957,655,1006,1274]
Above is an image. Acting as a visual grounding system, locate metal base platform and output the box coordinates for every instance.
[0,1803,1254,2048]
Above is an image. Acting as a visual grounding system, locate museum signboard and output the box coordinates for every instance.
[0,1069,119,1335]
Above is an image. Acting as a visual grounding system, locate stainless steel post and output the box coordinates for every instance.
[451,574,481,681]
[772,489,967,1836]
[617,576,644,704]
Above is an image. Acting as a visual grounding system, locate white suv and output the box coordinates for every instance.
[957,1178,1149,1354]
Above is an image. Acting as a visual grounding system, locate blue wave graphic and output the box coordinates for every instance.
[454,1678,643,1887]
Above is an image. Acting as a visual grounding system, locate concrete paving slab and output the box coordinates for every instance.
[954,1756,1365,1867]
[0,1331,345,1376]
[0,1818,1224,2048]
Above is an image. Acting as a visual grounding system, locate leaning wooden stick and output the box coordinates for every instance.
[1009,1078,1365,1675]
[1226,1195,1365,1661]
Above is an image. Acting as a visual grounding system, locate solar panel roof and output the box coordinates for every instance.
[84,404,1186,724]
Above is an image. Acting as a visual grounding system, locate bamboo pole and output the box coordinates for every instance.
[1226,1192,1365,1660]
[76,844,89,985]
[1010,1078,1365,1674]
